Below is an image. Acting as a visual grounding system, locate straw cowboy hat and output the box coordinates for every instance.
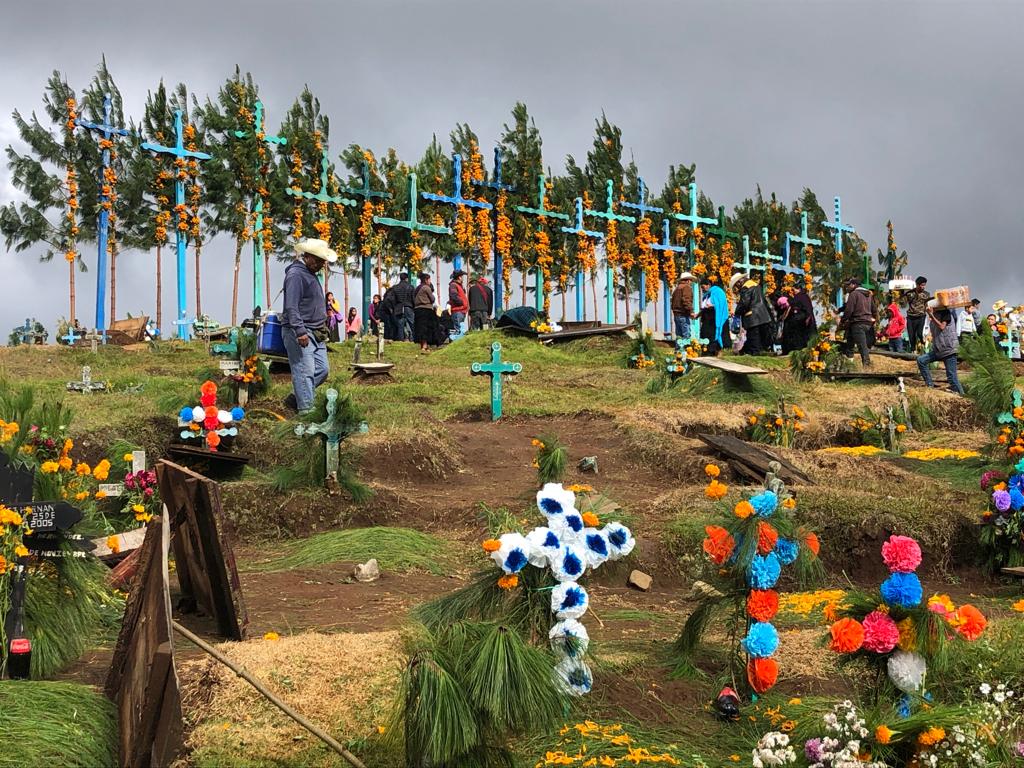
[678,272,695,282]
[294,238,338,264]
[729,273,748,291]
[993,300,1008,312]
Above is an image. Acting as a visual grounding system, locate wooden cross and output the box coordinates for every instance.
[142,110,212,340]
[515,173,570,310]
[470,342,522,421]
[84,329,106,353]
[583,179,636,323]
[471,148,517,313]
[232,100,287,312]
[294,388,348,481]
[76,94,130,335]
[561,198,605,320]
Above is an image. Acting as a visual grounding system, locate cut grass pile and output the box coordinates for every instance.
[0,680,118,768]
[249,526,454,574]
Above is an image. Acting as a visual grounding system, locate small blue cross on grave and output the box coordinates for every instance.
[823,195,858,302]
[62,326,81,346]
[18,319,34,346]
[294,388,350,482]
[471,342,522,421]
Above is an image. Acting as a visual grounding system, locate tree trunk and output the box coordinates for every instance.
[561,289,566,322]
[624,273,631,321]
[343,271,349,316]
[195,242,202,319]
[69,258,76,328]
[156,245,163,336]
[231,237,242,326]
[521,270,527,306]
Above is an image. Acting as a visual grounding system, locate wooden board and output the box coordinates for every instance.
[691,357,769,376]
[91,526,148,562]
[165,444,250,482]
[536,324,629,342]
[104,514,183,767]
[697,433,814,486]
[824,371,903,383]
[158,460,248,640]
[1001,566,1024,578]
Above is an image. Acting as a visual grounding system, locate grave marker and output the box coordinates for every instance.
[514,174,570,311]
[61,325,81,345]
[667,182,719,332]
[470,341,521,421]
[784,211,822,280]
[471,147,516,314]
[619,178,664,317]
[560,197,604,321]
[583,179,636,324]
[650,220,688,337]
[822,195,858,303]
[66,365,107,393]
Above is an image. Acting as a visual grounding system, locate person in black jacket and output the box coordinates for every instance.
[468,275,494,330]
[731,274,773,355]
[379,285,398,340]
[391,272,415,341]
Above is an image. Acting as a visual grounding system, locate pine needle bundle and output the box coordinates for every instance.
[532,433,567,486]
[959,320,1016,423]
[252,527,452,575]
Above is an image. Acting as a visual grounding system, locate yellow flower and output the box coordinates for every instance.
[94,490,107,500]
[581,511,600,527]
[482,539,501,553]
[106,535,121,554]
[704,479,728,500]
[788,698,802,705]
[14,544,28,558]
[263,631,280,641]
[897,617,917,651]
[58,456,73,472]
[123,452,135,462]
[734,500,754,519]
[74,491,88,501]
[782,497,797,510]
[62,438,73,454]
[896,424,907,433]
[132,504,145,514]
[917,727,945,746]
[497,574,519,590]
[376,725,386,735]
[93,459,111,481]
[749,415,758,425]
[875,725,895,744]
[75,461,91,476]
[927,594,955,615]
[40,461,59,474]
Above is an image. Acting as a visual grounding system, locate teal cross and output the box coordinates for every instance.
[373,173,452,235]
[471,342,522,421]
[470,147,516,314]
[421,153,492,211]
[62,325,81,345]
[706,206,741,247]
[822,196,855,254]
[514,174,570,221]
[784,211,822,270]
[666,182,719,259]
[583,179,636,224]
[232,100,287,312]
[737,236,767,275]
[286,147,357,208]
[340,160,392,201]
[294,388,350,481]
[560,197,604,240]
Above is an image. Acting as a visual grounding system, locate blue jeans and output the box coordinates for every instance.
[451,312,466,337]
[917,350,963,394]
[890,337,905,353]
[283,326,329,412]
[400,307,414,341]
[674,314,690,340]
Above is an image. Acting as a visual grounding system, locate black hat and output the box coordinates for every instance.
[452,269,466,278]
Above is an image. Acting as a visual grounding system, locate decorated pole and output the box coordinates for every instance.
[619,177,663,323]
[666,182,718,324]
[141,111,212,340]
[514,174,570,314]
[560,198,604,321]
[471,147,515,315]
[584,179,635,324]
[785,211,822,296]
[339,161,391,325]
[75,94,129,335]
[650,219,688,338]
[822,195,857,304]
[232,101,287,313]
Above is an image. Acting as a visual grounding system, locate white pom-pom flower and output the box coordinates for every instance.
[550,542,588,582]
[191,406,205,423]
[551,581,589,619]
[602,522,635,560]
[525,526,562,568]
[217,409,232,424]
[549,618,589,659]
[551,511,586,543]
[581,528,611,570]
[489,532,531,575]
[536,483,578,519]
[887,650,927,693]
[554,657,593,697]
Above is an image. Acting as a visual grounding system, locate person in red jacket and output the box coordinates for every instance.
[885,299,907,353]
[448,269,469,335]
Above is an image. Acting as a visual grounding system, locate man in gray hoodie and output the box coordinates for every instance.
[282,238,337,413]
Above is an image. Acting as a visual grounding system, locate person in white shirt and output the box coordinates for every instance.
[957,298,981,342]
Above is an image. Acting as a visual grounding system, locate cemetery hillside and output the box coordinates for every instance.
[2,52,1024,768]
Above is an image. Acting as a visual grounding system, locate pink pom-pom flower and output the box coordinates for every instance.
[861,610,900,654]
[881,535,922,573]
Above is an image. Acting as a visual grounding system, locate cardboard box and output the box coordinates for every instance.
[935,286,971,309]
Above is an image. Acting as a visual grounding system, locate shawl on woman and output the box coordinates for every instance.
[707,285,729,346]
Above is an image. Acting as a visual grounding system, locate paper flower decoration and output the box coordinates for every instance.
[881,535,922,573]
[747,552,782,590]
[231,406,245,421]
[746,590,780,622]
[1011,488,1024,511]
[537,483,577,517]
[525,526,561,567]
[750,491,778,517]
[549,619,589,659]
[178,381,244,452]
[993,489,1011,512]
[951,604,987,641]
[747,657,778,694]
[861,610,900,654]
[554,511,585,540]
[191,406,204,422]
[603,522,635,559]
[550,543,587,582]
[887,650,927,693]
[581,529,610,569]
[179,406,193,422]
[756,521,779,555]
[551,581,589,620]
[742,622,780,658]
[490,533,531,575]
[829,617,865,653]
[803,531,820,557]
[774,538,799,565]
[881,572,923,608]
[554,657,592,697]
[703,525,735,565]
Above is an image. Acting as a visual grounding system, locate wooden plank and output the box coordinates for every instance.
[691,357,769,376]
[536,324,629,342]
[104,513,183,768]
[697,433,814,486]
[91,526,147,560]
[1001,566,1024,578]
[158,460,248,640]
[824,371,903,383]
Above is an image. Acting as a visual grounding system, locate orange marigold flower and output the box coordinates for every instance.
[481,539,501,553]
[704,479,728,500]
[734,500,754,519]
[581,511,600,527]
[702,525,735,565]
[497,574,519,590]
[704,464,720,478]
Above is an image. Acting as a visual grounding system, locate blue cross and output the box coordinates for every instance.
[652,220,691,338]
[142,110,212,341]
[75,94,129,336]
[619,177,665,315]
[62,325,81,345]
[471,147,516,194]
[561,198,606,321]
[667,182,718,329]
[338,159,392,327]
[422,153,493,211]
[232,101,287,312]
[823,195,859,301]
[582,179,635,324]
[18,318,34,345]
[287,147,357,208]
[471,147,516,313]
[784,211,822,277]
[515,173,570,311]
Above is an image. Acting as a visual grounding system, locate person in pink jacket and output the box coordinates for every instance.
[886,300,907,353]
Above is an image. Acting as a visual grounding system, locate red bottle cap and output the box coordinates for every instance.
[9,638,31,653]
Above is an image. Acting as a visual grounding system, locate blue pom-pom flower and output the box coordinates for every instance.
[747,552,781,589]
[536,483,577,518]
[750,491,778,517]
[582,529,610,569]
[551,581,589,619]
[549,618,589,659]
[741,622,780,658]
[552,512,585,541]
[489,533,531,575]
[526,526,562,567]
[774,538,799,565]
[551,543,587,582]
[178,406,194,423]
[231,406,245,422]
[555,657,593,697]
[881,572,923,608]
[602,523,635,559]
[1010,488,1024,511]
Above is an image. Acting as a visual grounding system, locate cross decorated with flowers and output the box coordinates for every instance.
[584,179,636,323]
[560,198,605,321]
[515,174,570,312]
[471,147,516,314]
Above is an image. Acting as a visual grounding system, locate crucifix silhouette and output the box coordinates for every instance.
[471,148,516,314]
[232,100,287,312]
[822,195,860,302]
[421,153,493,285]
[560,198,605,321]
[76,94,129,335]
[667,182,719,322]
[514,174,569,311]
[141,110,212,340]
[784,212,822,284]
[584,179,635,324]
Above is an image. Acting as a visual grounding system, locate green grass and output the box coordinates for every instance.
[249,526,455,574]
[0,680,118,768]
[887,455,991,494]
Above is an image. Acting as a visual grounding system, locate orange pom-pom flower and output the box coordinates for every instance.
[702,525,735,565]
[746,590,779,622]
[828,617,865,653]
[757,521,779,555]
[747,657,778,693]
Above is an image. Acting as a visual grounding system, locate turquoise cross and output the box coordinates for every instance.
[286,147,357,208]
[784,211,822,270]
[822,196,855,254]
[421,153,492,211]
[559,197,605,240]
[514,174,570,221]
[471,342,522,421]
[373,173,452,235]
[470,147,516,314]
[232,100,287,312]
[339,160,392,201]
[706,206,741,247]
[294,388,349,480]
[666,182,719,257]
[62,325,81,345]
[584,179,636,224]
[737,235,767,275]
[619,177,663,220]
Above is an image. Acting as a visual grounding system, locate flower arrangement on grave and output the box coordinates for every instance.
[845,406,908,453]
[979,469,1024,571]
[790,333,851,381]
[826,535,986,717]
[119,467,160,526]
[747,399,806,448]
[531,435,567,485]
[995,388,1024,462]
[227,330,270,399]
[529,317,554,334]
[627,325,656,369]
[675,462,821,695]
[396,482,636,765]
[176,380,245,452]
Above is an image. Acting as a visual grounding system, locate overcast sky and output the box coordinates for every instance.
[1,0,1022,336]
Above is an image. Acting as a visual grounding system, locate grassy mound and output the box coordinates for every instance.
[250,527,453,574]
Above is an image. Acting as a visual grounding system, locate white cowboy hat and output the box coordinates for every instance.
[295,238,338,264]
[678,272,695,281]
[729,273,748,290]
[993,300,1008,311]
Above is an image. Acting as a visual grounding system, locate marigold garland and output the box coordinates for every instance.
[605,219,619,265]
[290,147,304,238]
[64,99,79,265]
[634,217,658,302]
[534,224,553,316]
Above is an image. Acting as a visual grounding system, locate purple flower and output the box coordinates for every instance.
[805,737,823,762]
[994,490,1012,512]
[1016,740,1024,758]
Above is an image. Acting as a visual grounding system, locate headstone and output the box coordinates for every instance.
[470,342,522,421]
[66,365,107,393]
